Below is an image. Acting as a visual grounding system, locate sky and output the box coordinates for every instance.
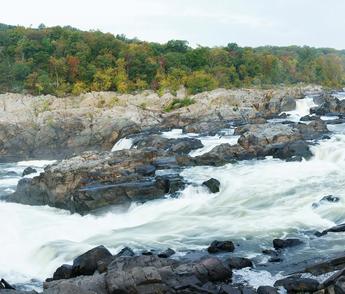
[1,0,345,49]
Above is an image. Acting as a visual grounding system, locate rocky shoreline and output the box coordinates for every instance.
[2,85,345,293]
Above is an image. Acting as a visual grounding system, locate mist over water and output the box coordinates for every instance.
[1,96,345,288]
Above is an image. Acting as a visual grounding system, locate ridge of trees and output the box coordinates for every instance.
[0,23,344,96]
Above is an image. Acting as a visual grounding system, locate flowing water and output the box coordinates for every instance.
[1,96,345,289]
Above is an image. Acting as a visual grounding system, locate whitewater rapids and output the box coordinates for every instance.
[1,96,345,288]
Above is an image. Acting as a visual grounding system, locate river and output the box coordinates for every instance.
[1,94,345,290]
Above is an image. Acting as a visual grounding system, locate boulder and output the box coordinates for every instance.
[208,240,235,253]
[22,167,37,177]
[202,178,220,193]
[44,273,107,294]
[274,276,319,292]
[226,257,253,269]
[193,258,232,283]
[116,247,135,257]
[257,286,278,294]
[72,245,113,277]
[52,264,73,280]
[273,238,303,250]
[157,248,176,258]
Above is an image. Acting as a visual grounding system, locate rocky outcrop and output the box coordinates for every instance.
[7,148,188,214]
[42,246,233,294]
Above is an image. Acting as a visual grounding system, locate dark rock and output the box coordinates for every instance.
[274,276,320,292]
[315,223,345,237]
[72,245,112,276]
[208,240,235,253]
[134,164,156,176]
[158,248,175,258]
[304,255,345,275]
[202,178,220,193]
[257,286,278,294]
[312,195,340,208]
[269,257,283,263]
[334,276,345,294]
[116,247,135,257]
[273,238,303,250]
[0,279,15,290]
[322,268,345,288]
[22,167,37,177]
[226,257,253,269]
[183,120,229,136]
[52,264,73,280]
[241,286,257,294]
[220,285,242,294]
[194,258,232,283]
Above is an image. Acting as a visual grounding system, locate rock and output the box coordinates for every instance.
[281,96,296,112]
[312,195,340,208]
[220,285,242,294]
[0,279,15,290]
[194,258,232,283]
[296,119,329,140]
[183,120,229,135]
[44,273,107,294]
[322,268,345,288]
[273,238,303,250]
[157,248,176,258]
[208,240,235,253]
[226,257,253,269]
[334,276,345,294]
[315,223,345,237]
[8,149,187,214]
[116,247,135,257]
[202,178,220,193]
[257,286,278,294]
[0,291,37,294]
[304,255,345,275]
[52,264,73,280]
[72,245,113,276]
[22,167,37,177]
[274,276,320,292]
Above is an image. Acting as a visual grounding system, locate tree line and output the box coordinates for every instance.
[0,23,344,96]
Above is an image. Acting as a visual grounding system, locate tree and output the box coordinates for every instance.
[186,71,218,94]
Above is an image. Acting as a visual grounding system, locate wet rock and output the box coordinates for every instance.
[315,223,345,237]
[226,257,253,269]
[274,276,320,292]
[257,286,278,294]
[52,264,73,280]
[304,255,345,275]
[334,276,345,294]
[116,247,135,257]
[0,291,37,294]
[183,120,229,135]
[322,268,345,288]
[273,238,303,250]
[268,257,283,263]
[300,115,319,121]
[220,285,242,294]
[158,248,176,258]
[208,240,235,253]
[22,167,37,177]
[296,119,329,140]
[202,178,220,193]
[312,195,340,208]
[72,245,113,276]
[8,149,188,214]
[0,279,15,290]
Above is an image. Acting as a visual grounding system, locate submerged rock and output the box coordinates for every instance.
[315,223,345,237]
[226,257,253,269]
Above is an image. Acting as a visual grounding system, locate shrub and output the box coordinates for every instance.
[164,97,194,112]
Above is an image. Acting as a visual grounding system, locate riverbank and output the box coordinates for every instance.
[0,85,317,162]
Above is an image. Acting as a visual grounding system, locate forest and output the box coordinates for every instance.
[0,23,345,96]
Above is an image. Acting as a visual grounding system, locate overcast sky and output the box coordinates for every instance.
[1,0,344,49]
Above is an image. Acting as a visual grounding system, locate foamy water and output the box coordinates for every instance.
[1,96,345,288]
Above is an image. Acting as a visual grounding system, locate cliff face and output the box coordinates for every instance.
[0,86,316,162]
